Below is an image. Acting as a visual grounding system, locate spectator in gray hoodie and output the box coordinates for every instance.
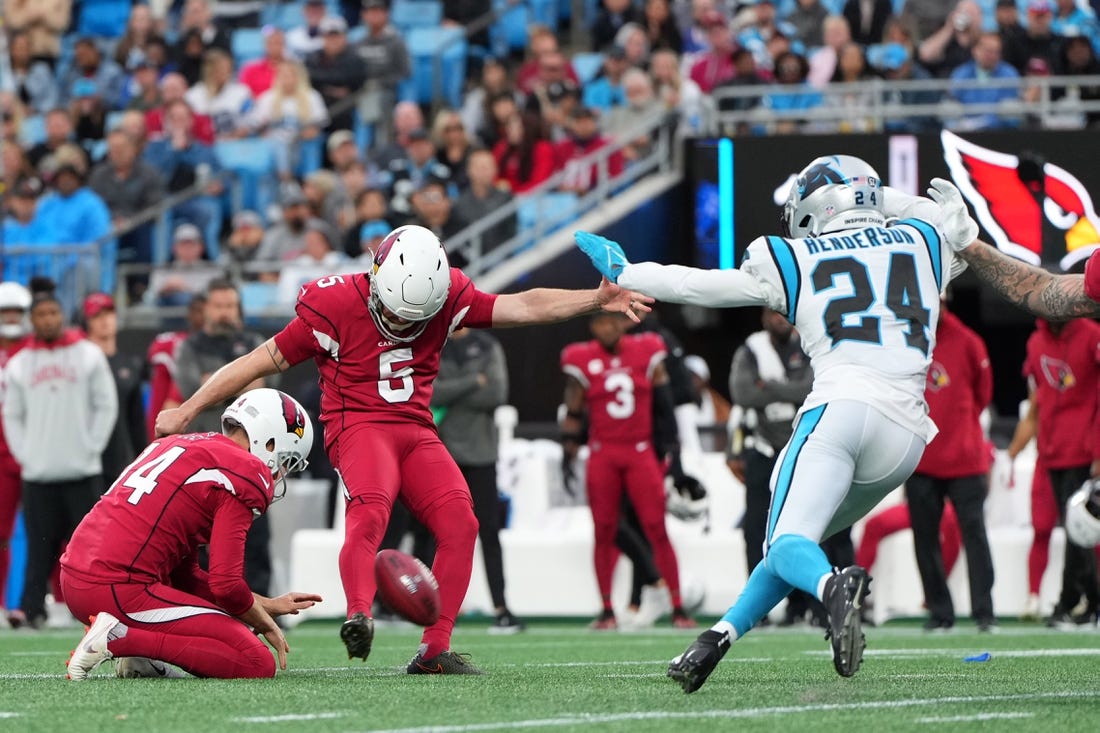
[2,278,117,629]
[355,0,411,145]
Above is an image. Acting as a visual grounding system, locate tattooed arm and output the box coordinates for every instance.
[958,240,1100,320]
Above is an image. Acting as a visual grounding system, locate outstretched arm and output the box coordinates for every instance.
[617,263,772,308]
[155,338,288,435]
[958,241,1100,320]
[492,278,652,326]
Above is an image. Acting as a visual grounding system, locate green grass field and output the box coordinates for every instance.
[2,619,1099,732]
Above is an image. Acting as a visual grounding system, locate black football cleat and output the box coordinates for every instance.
[822,566,872,678]
[340,612,375,661]
[666,629,730,694]
[407,648,484,675]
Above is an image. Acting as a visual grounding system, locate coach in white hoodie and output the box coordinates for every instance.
[2,283,117,628]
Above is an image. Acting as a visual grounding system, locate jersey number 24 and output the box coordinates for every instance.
[812,252,931,355]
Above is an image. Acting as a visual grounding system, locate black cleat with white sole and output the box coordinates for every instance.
[666,629,731,694]
[822,565,872,678]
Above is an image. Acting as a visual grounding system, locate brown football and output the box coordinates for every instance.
[374,549,440,626]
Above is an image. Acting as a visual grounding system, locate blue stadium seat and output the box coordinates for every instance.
[105,110,126,132]
[232,28,266,66]
[528,0,557,27]
[570,52,604,84]
[390,0,444,31]
[77,0,132,38]
[19,115,46,146]
[265,2,306,30]
[297,136,324,177]
[491,2,531,53]
[517,192,579,235]
[405,27,468,108]
[240,282,280,314]
[215,138,279,216]
[354,109,374,151]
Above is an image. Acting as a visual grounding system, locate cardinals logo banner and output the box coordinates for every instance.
[941,130,1100,271]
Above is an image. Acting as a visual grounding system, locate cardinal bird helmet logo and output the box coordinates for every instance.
[941,130,1100,271]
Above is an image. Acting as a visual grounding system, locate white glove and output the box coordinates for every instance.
[927,178,979,252]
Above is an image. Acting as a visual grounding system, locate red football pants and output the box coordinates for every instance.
[60,570,275,678]
[1029,459,1057,595]
[586,441,681,608]
[855,502,961,576]
[333,421,477,659]
[0,454,20,606]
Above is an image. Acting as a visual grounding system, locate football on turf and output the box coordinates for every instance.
[375,549,440,626]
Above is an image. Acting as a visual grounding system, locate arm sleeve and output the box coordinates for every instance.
[88,350,119,453]
[431,370,481,407]
[205,496,257,617]
[168,553,218,605]
[173,338,203,399]
[618,260,783,310]
[974,335,993,409]
[447,269,499,329]
[273,315,329,366]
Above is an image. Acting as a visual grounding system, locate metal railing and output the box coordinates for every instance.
[450,110,679,280]
[709,74,1100,134]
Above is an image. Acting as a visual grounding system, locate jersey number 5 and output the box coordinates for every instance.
[812,252,930,354]
[379,348,414,403]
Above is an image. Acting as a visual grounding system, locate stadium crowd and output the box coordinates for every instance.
[2,0,1100,640]
[4,0,1100,312]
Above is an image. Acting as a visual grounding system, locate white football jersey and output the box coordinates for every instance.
[740,218,959,443]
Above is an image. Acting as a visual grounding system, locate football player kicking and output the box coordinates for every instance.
[561,312,695,630]
[155,225,652,674]
[576,156,978,692]
[62,388,319,680]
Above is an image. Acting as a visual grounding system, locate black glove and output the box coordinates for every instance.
[673,473,707,502]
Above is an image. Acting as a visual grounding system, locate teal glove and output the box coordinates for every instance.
[575,231,631,283]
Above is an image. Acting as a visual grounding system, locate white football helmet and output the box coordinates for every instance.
[1065,479,1100,548]
[0,282,32,340]
[782,155,886,238]
[221,388,313,502]
[368,225,450,342]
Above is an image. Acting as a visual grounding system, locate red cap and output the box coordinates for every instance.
[83,292,115,319]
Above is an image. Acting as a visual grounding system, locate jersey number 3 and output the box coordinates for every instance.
[812,253,930,354]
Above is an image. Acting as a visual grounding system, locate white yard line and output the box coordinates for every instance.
[916,712,1035,723]
[355,691,1099,733]
[233,713,346,723]
[805,647,1100,658]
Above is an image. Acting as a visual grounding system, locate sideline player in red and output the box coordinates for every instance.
[62,388,320,680]
[0,282,31,622]
[155,225,653,674]
[145,295,206,441]
[560,311,694,630]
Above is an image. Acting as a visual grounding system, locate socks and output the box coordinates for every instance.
[765,534,833,599]
[718,562,794,639]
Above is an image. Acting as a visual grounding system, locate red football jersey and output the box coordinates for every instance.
[561,332,667,445]
[61,434,272,616]
[1023,319,1100,470]
[273,270,497,445]
[146,330,187,441]
[0,337,28,460]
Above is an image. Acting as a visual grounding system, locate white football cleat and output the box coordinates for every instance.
[116,657,187,678]
[67,613,122,680]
